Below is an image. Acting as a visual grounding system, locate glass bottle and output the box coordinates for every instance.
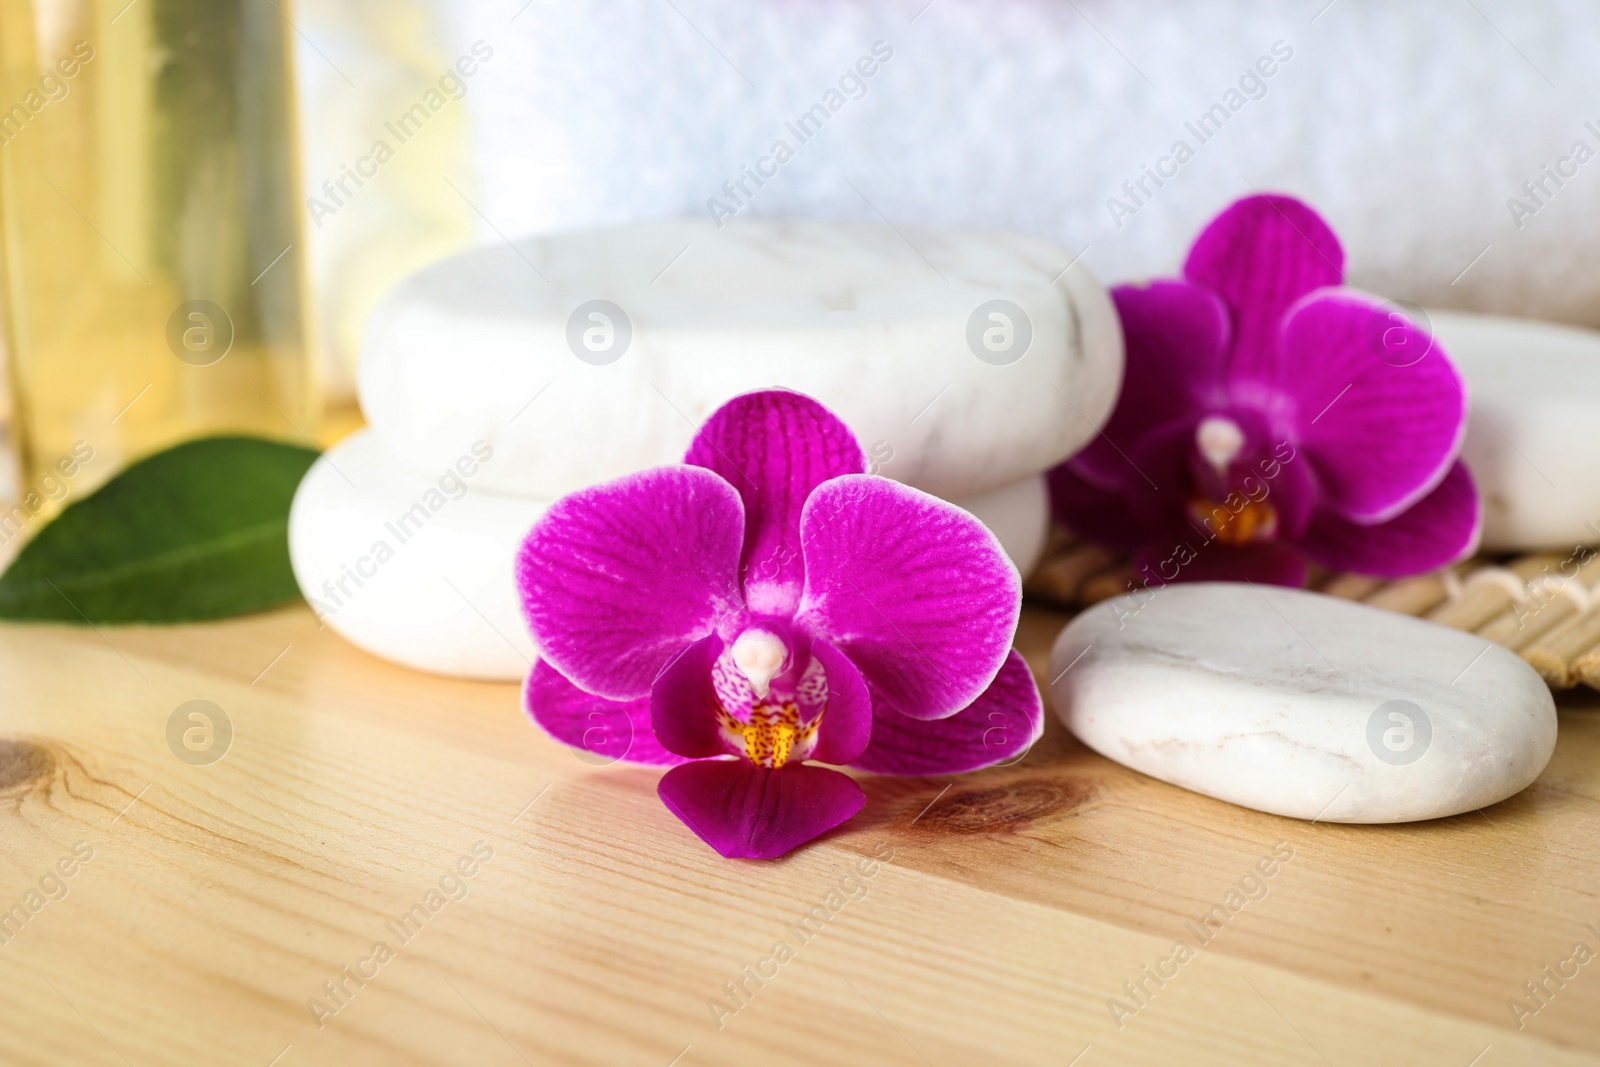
[0,0,316,522]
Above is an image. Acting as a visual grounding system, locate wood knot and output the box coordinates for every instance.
[911,777,1088,833]
[0,739,55,795]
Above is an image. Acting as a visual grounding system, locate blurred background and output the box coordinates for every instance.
[2,0,1597,558]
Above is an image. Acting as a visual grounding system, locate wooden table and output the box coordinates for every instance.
[1,601,1597,1066]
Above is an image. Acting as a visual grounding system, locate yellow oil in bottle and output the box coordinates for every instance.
[0,0,317,522]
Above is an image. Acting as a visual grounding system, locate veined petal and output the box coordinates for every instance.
[685,390,866,617]
[851,650,1042,775]
[523,659,686,766]
[807,640,873,766]
[517,466,745,701]
[1183,193,1344,384]
[796,476,1020,721]
[1071,281,1232,487]
[657,760,865,859]
[1298,461,1480,577]
[1284,293,1468,522]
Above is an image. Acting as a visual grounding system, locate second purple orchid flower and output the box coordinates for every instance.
[1051,193,1481,586]
[517,390,1043,859]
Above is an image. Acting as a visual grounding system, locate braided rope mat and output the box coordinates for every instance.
[1023,530,1600,692]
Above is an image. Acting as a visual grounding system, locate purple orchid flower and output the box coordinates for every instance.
[517,389,1042,859]
[1050,193,1480,586]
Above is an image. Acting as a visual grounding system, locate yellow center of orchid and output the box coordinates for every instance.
[719,702,820,769]
[1192,496,1279,545]
[1189,416,1279,545]
[743,705,799,768]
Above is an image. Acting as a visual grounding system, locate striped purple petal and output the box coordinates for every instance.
[685,390,865,617]
[850,651,1042,775]
[796,476,1020,721]
[1299,461,1480,577]
[517,466,746,701]
[1284,293,1468,523]
[523,659,686,766]
[1071,281,1232,488]
[1184,193,1344,384]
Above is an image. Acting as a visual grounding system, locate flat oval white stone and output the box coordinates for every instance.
[291,430,1048,680]
[1050,583,1556,823]
[1428,310,1600,552]
[358,219,1121,501]
[289,429,544,680]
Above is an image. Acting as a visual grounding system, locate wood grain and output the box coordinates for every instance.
[0,602,1597,1066]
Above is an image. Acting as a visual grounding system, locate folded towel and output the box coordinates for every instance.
[298,0,1600,391]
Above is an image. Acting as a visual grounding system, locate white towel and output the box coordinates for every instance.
[297,0,1600,393]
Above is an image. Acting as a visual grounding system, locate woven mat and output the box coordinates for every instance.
[1023,530,1600,692]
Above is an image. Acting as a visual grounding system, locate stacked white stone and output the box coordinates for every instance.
[1425,310,1600,553]
[289,220,1125,680]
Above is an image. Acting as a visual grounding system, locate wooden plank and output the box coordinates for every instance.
[1,603,1596,1065]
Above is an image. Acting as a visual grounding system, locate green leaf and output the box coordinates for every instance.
[0,436,319,624]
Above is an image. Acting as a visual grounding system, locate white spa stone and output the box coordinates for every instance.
[289,429,544,680]
[1428,310,1600,552]
[291,430,1049,681]
[358,219,1121,502]
[1050,583,1556,823]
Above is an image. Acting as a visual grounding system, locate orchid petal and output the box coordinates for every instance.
[685,390,866,616]
[651,634,731,759]
[1298,461,1480,577]
[657,760,864,859]
[1054,418,1208,550]
[1283,293,1468,522]
[523,659,686,766]
[807,640,873,766]
[1047,462,1146,551]
[851,650,1042,775]
[1071,281,1232,487]
[1249,429,1317,542]
[1183,194,1344,384]
[796,476,1020,721]
[517,466,744,701]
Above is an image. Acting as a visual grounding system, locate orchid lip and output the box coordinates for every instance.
[716,628,823,768]
[718,702,819,769]
[1190,494,1279,545]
